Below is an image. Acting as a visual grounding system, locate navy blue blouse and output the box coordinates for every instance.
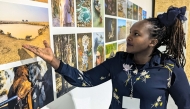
[55,51,190,109]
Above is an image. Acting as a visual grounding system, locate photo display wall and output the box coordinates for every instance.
[0,0,147,108]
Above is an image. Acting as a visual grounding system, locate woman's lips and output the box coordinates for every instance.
[127,43,133,46]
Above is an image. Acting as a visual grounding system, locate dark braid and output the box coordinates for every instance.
[146,18,186,67]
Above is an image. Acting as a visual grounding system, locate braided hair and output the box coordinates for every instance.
[146,6,186,67]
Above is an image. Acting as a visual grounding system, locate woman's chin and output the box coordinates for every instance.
[126,49,134,54]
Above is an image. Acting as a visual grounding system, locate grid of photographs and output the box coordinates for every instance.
[0,0,147,108]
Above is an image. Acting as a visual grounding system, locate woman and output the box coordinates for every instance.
[22,6,190,109]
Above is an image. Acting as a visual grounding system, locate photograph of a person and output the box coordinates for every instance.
[0,1,50,65]
[77,33,93,71]
[118,41,126,52]
[105,17,117,43]
[53,34,76,97]
[0,60,53,109]
[93,32,104,67]
[127,0,133,19]
[143,10,147,19]
[139,7,142,21]
[126,20,132,36]
[118,19,126,40]
[22,5,190,109]
[105,42,117,59]
[52,0,75,27]
[93,0,104,27]
[133,3,138,20]
[105,0,117,16]
[76,0,92,27]
[117,0,127,18]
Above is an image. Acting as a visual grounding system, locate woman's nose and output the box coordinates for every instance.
[127,36,132,41]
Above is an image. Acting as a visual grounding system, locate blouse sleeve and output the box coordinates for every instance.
[168,65,190,109]
[55,53,118,87]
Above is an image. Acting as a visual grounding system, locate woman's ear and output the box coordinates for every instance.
[149,39,158,47]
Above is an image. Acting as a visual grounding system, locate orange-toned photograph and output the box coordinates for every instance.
[0,60,53,109]
[34,0,48,3]
[117,0,127,18]
[118,41,126,52]
[0,2,50,64]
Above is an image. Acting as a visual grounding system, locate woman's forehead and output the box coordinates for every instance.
[131,20,152,32]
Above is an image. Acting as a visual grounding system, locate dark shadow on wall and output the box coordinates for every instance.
[18,48,32,60]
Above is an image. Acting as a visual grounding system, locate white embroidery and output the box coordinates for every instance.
[123,64,133,72]
[100,76,106,80]
[133,69,138,75]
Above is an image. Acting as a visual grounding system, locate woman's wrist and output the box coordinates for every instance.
[50,56,60,70]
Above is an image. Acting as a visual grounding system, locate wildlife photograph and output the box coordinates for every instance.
[117,0,127,18]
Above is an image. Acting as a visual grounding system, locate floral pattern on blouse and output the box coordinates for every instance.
[162,63,174,88]
[151,96,163,108]
[135,70,151,83]
[123,64,133,85]
[123,64,151,85]
[113,88,120,104]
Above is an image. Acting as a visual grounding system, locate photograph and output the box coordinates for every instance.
[77,33,93,71]
[76,0,92,27]
[105,42,117,59]
[52,0,75,27]
[105,0,117,16]
[0,1,50,64]
[53,34,77,98]
[105,17,117,43]
[93,32,104,67]
[139,7,142,21]
[133,3,138,20]
[0,60,54,109]
[118,19,126,40]
[143,10,147,20]
[93,0,104,27]
[117,0,127,18]
[32,0,48,3]
[132,21,137,25]
[127,0,133,19]
[118,41,126,52]
[126,20,132,37]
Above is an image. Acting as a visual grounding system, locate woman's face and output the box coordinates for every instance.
[126,20,156,54]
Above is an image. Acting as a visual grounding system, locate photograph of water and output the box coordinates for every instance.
[0,1,50,64]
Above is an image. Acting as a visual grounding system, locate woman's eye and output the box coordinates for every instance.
[135,33,139,36]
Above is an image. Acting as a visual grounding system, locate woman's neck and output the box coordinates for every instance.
[133,49,153,64]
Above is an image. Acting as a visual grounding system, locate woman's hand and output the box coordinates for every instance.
[22,40,60,69]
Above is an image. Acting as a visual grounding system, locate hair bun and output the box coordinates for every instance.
[157,6,187,27]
